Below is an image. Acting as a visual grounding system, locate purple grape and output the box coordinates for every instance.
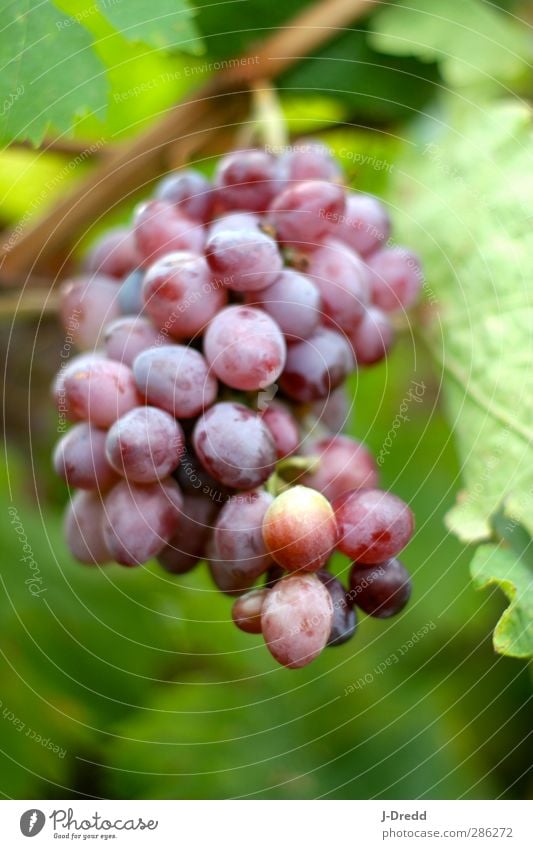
[306,238,370,333]
[62,359,140,428]
[155,169,214,222]
[310,385,349,433]
[208,211,260,238]
[214,490,273,587]
[349,558,412,618]
[158,492,218,574]
[102,478,183,566]
[193,402,276,490]
[142,251,227,340]
[279,327,354,402]
[334,488,414,564]
[83,227,141,280]
[215,149,280,212]
[279,140,341,183]
[249,269,321,341]
[105,406,185,483]
[133,200,204,266]
[260,401,300,459]
[349,305,393,366]
[64,491,111,565]
[336,192,391,257]
[174,449,229,501]
[267,180,345,247]
[232,588,269,633]
[60,275,121,350]
[133,344,217,419]
[53,423,117,491]
[303,434,378,502]
[118,269,145,316]
[104,316,162,367]
[367,246,423,312]
[317,570,357,647]
[203,305,286,391]
[205,228,283,292]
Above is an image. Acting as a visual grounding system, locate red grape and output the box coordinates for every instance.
[334,488,414,563]
[303,434,378,502]
[105,406,185,483]
[349,558,412,618]
[262,485,338,572]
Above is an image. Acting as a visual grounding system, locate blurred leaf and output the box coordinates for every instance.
[470,543,533,658]
[370,0,531,88]
[280,95,348,135]
[96,0,203,53]
[0,1,107,144]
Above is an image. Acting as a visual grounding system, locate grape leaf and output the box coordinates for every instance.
[369,0,531,88]
[96,0,203,53]
[0,1,108,144]
[470,543,533,658]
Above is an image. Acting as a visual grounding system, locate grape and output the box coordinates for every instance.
[133,200,204,266]
[366,246,423,312]
[306,238,370,333]
[349,305,393,365]
[158,492,218,574]
[303,435,378,502]
[133,344,217,418]
[83,227,141,279]
[208,211,260,238]
[336,193,390,257]
[261,573,333,668]
[174,448,229,501]
[248,269,321,341]
[52,352,104,416]
[104,316,162,366]
[205,228,282,292]
[102,478,183,566]
[232,588,269,634]
[215,149,280,212]
[207,536,258,595]
[105,406,185,483]
[267,180,345,247]
[60,275,121,350]
[334,488,414,564]
[279,327,354,402]
[260,401,300,459]
[53,423,117,491]
[155,169,214,222]
[142,251,227,340]
[203,306,286,391]
[349,558,411,618]
[310,385,349,433]
[64,491,111,565]
[214,490,273,586]
[62,359,140,428]
[118,269,145,316]
[316,571,357,647]
[279,140,341,183]
[193,402,276,489]
[262,485,338,572]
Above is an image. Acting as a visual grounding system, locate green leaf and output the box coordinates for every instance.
[370,0,531,89]
[0,1,108,144]
[96,0,203,53]
[470,543,533,658]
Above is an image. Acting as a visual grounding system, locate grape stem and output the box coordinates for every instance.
[250,80,288,151]
[267,454,321,495]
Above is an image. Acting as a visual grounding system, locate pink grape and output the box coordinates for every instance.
[83,227,141,279]
[279,140,341,183]
[306,238,370,332]
[249,269,321,341]
[310,385,349,432]
[267,180,345,247]
[133,344,217,418]
[133,200,204,266]
[62,359,140,428]
[215,149,280,212]
[208,211,260,238]
[349,305,393,365]
[155,169,214,222]
[205,228,283,292]
[214,490,273,585]
[60,275,121,350]
[334,488,414,564]
[64,491,111,565]
[279,327,354,402]
[261,573,334,668]
[303,434,378,502]
[142,251,227,340]
[203,306,286,391]
[118,269,145,316]
[102,478,183,566]
[232,588,269,634]
[52,352,104,417]
[104,316,162,366]
[260,401,300,459]
[207,536,257,595]
[193,402,276,489]
[262,485,338,572]
[105,406,185,483]
[367,246,423,312]
[53,423,117,491]
[158,492,218,574]
[335,193,390,257]
[349,558,412,618]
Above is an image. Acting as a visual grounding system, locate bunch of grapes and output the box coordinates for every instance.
[52,140,422,669]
